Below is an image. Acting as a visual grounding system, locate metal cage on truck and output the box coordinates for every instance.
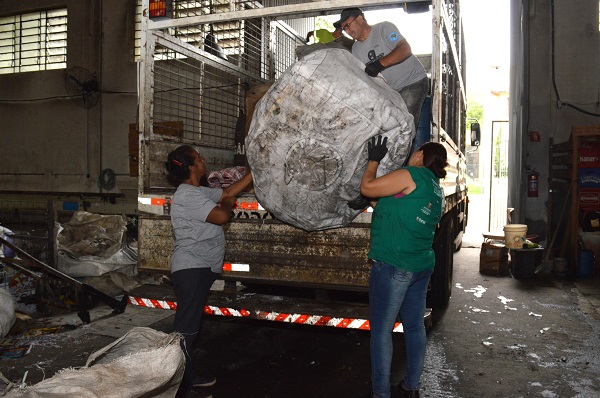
[132,0,469,332]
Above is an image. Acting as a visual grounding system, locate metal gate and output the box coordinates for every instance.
[138,0,303,194]
[489,120,509,232]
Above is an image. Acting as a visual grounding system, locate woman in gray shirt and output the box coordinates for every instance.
[165,145,252,398]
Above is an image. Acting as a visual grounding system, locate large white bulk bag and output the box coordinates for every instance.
[246,48,415,231]
[6,327,184,398]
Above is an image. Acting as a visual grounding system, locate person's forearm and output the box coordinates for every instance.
[380,40,412,68]
[223,172,252,198]
[360,161,379,196]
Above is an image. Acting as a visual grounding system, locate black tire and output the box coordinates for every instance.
[427,217,454,309]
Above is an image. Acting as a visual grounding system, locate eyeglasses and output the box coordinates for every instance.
[342,17,358,32]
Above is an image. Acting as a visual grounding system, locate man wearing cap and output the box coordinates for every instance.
[336,7,428,134]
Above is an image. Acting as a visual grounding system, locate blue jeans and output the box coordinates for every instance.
[369,261,433,398]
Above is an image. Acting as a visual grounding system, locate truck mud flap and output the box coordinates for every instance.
[428,215,454,309]
[128,284,432,333]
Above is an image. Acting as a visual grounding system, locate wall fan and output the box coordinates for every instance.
[65,66,100,108]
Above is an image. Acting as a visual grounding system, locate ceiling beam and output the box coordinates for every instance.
[148,0,417,30]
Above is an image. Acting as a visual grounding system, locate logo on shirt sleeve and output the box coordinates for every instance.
[389,32,399,42]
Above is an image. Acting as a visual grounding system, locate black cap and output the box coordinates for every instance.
[335,8,364,27]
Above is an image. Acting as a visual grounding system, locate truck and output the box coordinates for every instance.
[131,0,472,332]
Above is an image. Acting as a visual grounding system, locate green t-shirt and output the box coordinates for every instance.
[368,166,443,272]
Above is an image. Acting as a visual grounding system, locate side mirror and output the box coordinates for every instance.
[470,123,481,147]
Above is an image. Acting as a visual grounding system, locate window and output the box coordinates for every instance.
[0,8,67,74]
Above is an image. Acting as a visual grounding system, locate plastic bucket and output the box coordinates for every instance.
[503,224,528,249]
[577,249,595,278]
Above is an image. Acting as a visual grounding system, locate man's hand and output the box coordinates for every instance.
[368,135,388,163]
[365,60,385,77]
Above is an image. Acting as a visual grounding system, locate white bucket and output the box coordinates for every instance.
[503,224,528,249]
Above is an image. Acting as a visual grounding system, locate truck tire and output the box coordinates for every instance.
[428,217,454,309]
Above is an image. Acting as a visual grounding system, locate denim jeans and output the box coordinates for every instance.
[399,77,429,133]
[369,261,433,398]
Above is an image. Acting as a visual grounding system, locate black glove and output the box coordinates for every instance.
[368,135,388,163]
[365,60,385,77]
[347,194,373,211]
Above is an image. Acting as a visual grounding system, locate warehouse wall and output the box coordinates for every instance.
[522,0,600,234]
[2,0,599,230]
[0,0,138,201]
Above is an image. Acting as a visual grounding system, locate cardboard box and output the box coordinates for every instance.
[578,168,600,188]
[480,242,509,276]
[580,188,600,209]
[579,143,600,168]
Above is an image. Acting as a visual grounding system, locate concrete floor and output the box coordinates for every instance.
[2,195,599,396]
[2,243,600,397]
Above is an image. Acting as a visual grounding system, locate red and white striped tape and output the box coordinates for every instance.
[127,295,403,332]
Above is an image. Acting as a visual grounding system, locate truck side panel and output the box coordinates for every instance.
[138,213,372,290]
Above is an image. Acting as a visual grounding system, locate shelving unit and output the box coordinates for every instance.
[548,126,600,274]
[547,137,572,266]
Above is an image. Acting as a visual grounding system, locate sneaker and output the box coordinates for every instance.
[192,374,216,387]
[396,381,420,398]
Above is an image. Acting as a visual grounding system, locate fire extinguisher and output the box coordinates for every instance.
[528,170,539,197]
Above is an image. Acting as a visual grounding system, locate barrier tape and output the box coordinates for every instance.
[127,295,403,332]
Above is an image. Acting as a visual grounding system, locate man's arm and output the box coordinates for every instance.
[379,39,413,68]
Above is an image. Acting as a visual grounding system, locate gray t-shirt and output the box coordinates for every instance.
[352,21,426,91]
[170,183,224,274]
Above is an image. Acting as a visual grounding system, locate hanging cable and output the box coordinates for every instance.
[551,0,600,117]
[98,168,116,191]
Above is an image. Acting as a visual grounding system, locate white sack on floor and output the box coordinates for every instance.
[6,327,185,398]
[0,288,16,338]
[246,48,415,231]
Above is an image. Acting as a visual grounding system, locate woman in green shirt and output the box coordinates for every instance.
[359,136,447,398]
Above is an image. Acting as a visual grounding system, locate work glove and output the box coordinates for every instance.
[347,194,373,211]
[368,135,388,163]
[365,60,385,77]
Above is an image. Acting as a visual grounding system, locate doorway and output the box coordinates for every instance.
[489,120,510,233]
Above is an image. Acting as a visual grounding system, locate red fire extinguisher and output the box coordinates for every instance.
[528,170,539,197]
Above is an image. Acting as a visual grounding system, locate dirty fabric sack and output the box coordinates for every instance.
[56,212,137,277]
[6,327,185,398]
[57,211,127,258]
[246,48,415,231]
[0,288,16,338]
[208,166,246,188]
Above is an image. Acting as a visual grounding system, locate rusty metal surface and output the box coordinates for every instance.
[138,215,174,272]
[224,220,371,289]
[138,215,372,289]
